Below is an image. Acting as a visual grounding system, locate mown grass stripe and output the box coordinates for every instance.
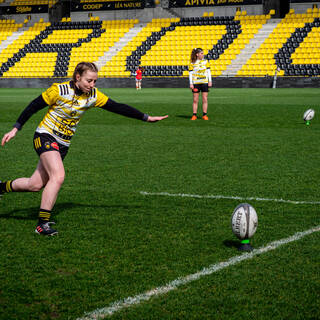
[140,191,320,205]
[77,226,320,320]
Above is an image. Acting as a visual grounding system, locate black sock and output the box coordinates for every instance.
[0,180,14,193]
[38,209,52,224]
[203,112,207,116]
[193,113,197,116]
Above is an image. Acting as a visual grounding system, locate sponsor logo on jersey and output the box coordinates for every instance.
[51,142,59,150]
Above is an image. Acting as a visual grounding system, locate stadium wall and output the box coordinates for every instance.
[1,3,318,22]
[166,5,263,18]
[1,77,319,89]
[0,13,49,24]
[70,7,177,22]
[2,3,318,23]
[291,2,320,13]
[69,6,264,22]
[0,5,265,23]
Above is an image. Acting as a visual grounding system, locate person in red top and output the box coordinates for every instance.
[135,66,143,90]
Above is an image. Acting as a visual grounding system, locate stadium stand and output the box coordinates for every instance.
[0,16,138,78]
[1,19,52,78]
[219,10,271,76]
[0,7,319,79]
[121,13,270,78]
[99,18,175,78]
[239,8,320,77]
[69,18,137,78]
[0,19,21,44]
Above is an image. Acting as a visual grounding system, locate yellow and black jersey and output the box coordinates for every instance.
[189,59,212,85]
[13,81,148,147]
[37,81,108,146]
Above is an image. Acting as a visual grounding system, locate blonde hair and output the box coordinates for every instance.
[190,48,203,63]
[73,62,98,82]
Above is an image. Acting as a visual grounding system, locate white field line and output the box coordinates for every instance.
[77,226,320,320]
[140,191,320,205]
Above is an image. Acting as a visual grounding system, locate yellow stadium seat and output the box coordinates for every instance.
[1,12,315,79]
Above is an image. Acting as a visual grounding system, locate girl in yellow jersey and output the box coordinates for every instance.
[1,62,168,236]
[189,48,212,120]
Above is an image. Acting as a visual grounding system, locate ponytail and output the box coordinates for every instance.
[190,48,203,63]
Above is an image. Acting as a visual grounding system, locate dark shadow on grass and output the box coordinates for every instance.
[0,202,142,221]
[223,239,241,250]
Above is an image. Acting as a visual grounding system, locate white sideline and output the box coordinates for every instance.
[77,226,320,320]
[140,191,320,205]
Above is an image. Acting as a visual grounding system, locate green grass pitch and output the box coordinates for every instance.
[0,87,319,320]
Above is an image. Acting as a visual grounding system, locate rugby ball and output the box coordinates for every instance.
[231,203,258,240]
[303,109,315,121]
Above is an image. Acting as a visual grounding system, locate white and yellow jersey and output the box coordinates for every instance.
[189,59,211,85]
[37,81,108,146]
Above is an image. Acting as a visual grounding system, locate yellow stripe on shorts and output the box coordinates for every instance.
[6,180,12,192]
[34,137,41,149]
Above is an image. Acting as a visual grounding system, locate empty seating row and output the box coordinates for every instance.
[0,8,318,78]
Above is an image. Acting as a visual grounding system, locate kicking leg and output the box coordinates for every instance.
[11,160,49,192]
[0,159,49,195]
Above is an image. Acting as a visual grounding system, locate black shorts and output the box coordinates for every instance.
[192,83,209,93]
[33,132,69,161]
